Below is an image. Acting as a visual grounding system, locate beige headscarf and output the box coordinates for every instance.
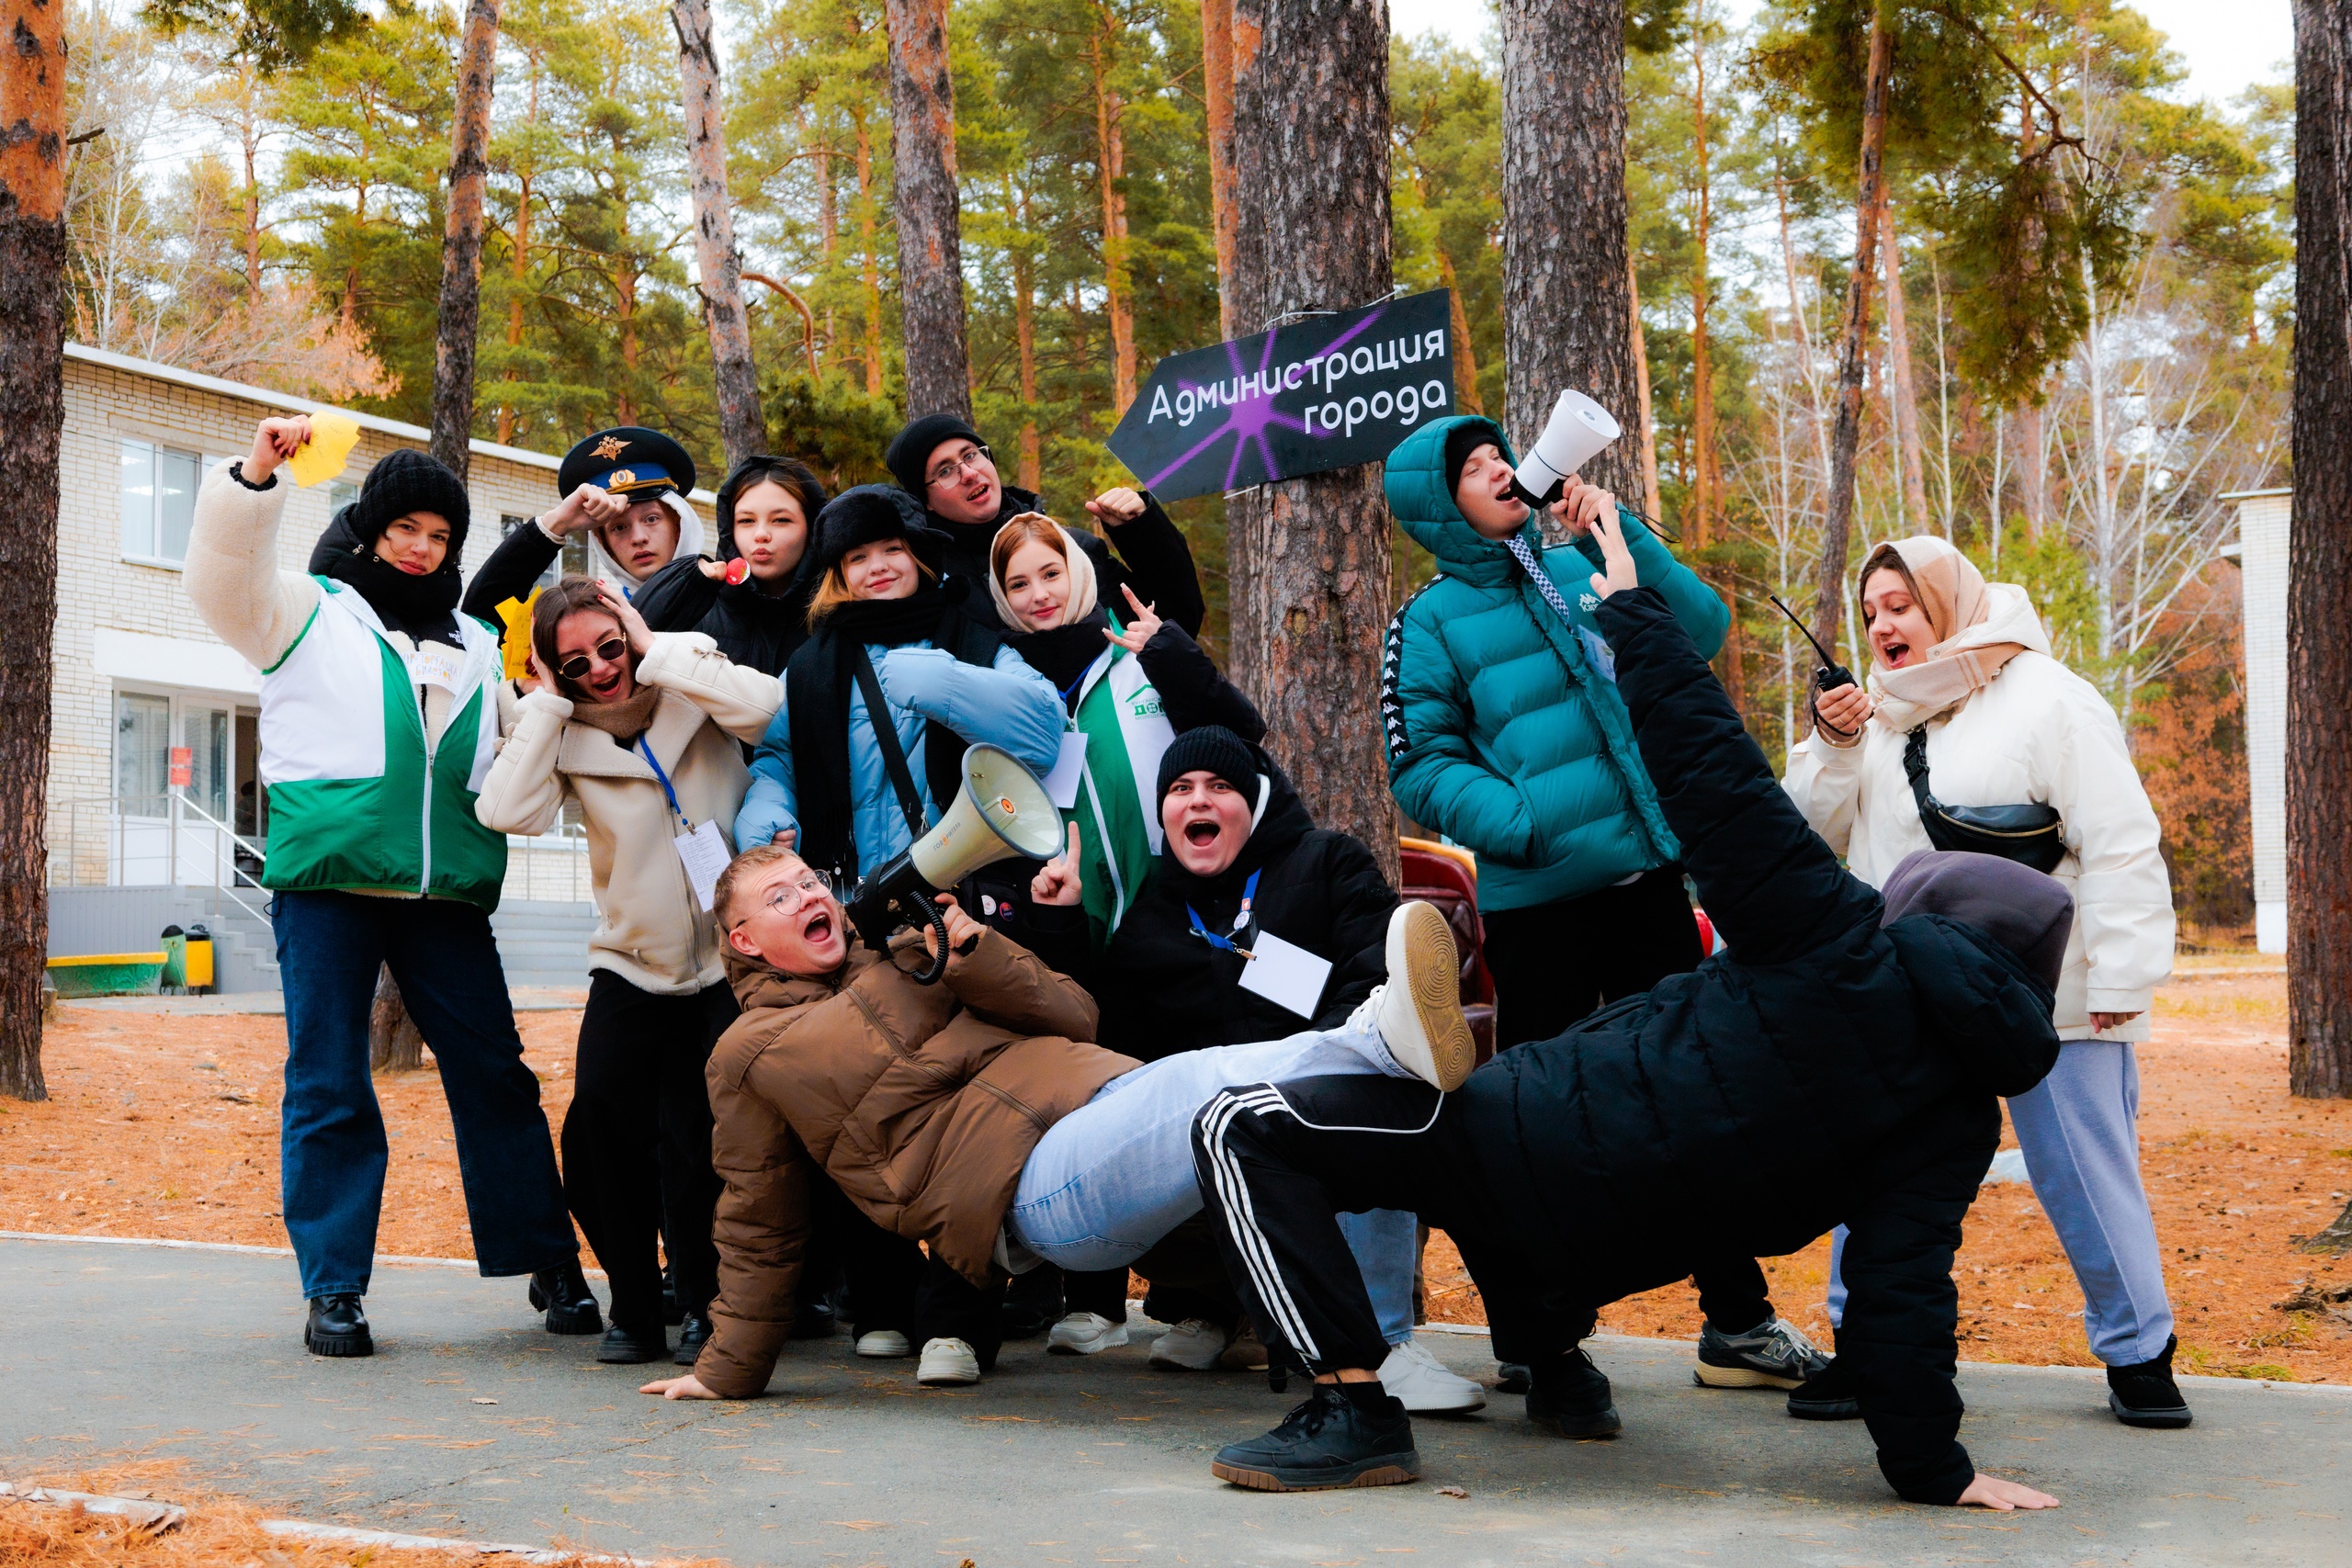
[986,513,1102,630]
[1861,536,2052,731]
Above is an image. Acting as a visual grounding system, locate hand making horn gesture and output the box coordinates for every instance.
[1104,584,1162,652]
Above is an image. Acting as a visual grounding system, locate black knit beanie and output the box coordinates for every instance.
[810,484,931,577]
[1443,418,1509,502]
[886,412,985,496]
[346,448,472,558]
[1157,725,1261,807]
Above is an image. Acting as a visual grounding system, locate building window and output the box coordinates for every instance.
[114,692,172,818]
[327,479,360,519]
[187,705,231,821]
[119,438,217,566]
[501,513,587,589]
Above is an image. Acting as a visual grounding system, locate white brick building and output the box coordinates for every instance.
[47,344,707,987]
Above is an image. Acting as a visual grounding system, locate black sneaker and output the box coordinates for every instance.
[596,1321,670,1364]
[1786,1354,1862,1420]
[528,1262,602,1336]
[1524,1348,1622,1438]
[1211,1384,1420,1493]
[1495,1361,1532,1394]
[2108,1336,2193,1428]
[1694,1316,1831,1390]
[304,1293,373,1358]
[673,1311,712,1367]
[1000,1266,1064,1342]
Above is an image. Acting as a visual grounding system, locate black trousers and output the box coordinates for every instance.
[1482,865,1772,1334]
[917,1256,1007,1368]
[563,972,735,1331]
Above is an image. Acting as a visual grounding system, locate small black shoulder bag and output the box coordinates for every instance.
[1902,726,2068,874]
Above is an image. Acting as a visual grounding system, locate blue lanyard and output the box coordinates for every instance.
[1188,869,1261,956]
[637,738,690,830]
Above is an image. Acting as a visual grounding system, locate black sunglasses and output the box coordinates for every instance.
[557,636,629,681]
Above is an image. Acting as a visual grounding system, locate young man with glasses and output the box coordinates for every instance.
[882,413,1205,637]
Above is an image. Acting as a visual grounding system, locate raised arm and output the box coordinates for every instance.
[639,630,784,744]
[459,517,563,624]
[632,551,725,633]
[1137,623,1264,740]
[1555,506,1729,660]
[1088,490,1206,636]
[874,645,1066,776]
[184,420,324,673]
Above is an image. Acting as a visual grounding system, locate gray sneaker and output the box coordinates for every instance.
[1693,1317,1830,1390]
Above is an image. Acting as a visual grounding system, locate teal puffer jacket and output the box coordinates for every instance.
[1380,414,1729,911]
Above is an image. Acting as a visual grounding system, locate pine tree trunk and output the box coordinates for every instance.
[1440,250,1484,414]
[2289,0,2352,1100]
[2013,397,2046,534]
[1090,34,1136,415]
[856,115,885,399]
[673,0,763,468]
[887,0,971,422]
[1881,191,1931,535]
[1201,0,1239,340]
[1498,0,1643,503]
[369,964,427,1074]
[1013,198,1043,490]
[430,0,500,482]
[1227,0,1397,887]
[0,0,68,1102]
[1811,1,1893,659]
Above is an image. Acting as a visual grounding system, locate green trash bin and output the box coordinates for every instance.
[160,925,187,991]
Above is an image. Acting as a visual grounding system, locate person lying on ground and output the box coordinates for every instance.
[461,427,707,624]
[1380,415,1810,1395]
[474,577,782,1369]
[634,845,1473,1397]
[1188,503,2071,1511]
[1007,728,1481,1411]
[884,412,1205,637]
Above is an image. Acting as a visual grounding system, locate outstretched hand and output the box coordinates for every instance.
[1104,584,1162,652]
[1587,502,1639,599]
[639,1373,720,1400]
[1955,1472,2060,1511]
[1032,822,1084,907]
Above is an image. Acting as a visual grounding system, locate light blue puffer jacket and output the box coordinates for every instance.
[1381,414,1729,911]
[735,642,1063,864]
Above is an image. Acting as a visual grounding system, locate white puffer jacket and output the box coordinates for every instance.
[1783,649,2175,1043]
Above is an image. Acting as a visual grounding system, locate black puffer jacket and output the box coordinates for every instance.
[632,552,816,677]
[924,484,1207,638]
[1026,752,1395,1061]
[1454,587,2065,1505]
[458,517,562,626]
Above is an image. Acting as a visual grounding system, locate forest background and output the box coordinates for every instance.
[60,0,2290,939]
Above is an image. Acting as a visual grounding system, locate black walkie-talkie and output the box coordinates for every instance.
[1769,592,1857,695]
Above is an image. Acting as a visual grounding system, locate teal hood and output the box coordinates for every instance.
[1384,414,1544,589]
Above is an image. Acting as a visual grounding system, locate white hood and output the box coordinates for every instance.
[586,491,706,595]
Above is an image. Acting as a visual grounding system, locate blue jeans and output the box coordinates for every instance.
[274,891,576,1299]
[1006,1014,1420,1345]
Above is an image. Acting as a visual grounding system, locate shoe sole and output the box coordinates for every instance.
[917,1372,981,1386]
[1211,1454,1420,1493]
[1047,1334,1130,1356]
[304,1329,373,1358]
[1528,1408,1622,1438]
[1786,1398,1862,1421]
[597,1345,669,1364]
[1149,1353,1222,1371]
[1693,1363,1807,1391]
[2109,1393,2192,1428]
[1393,902,1476,1091]
[856,1344,912,1359]
[545,1311,602,1336]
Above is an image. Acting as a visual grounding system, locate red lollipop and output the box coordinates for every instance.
[723,558,750,586]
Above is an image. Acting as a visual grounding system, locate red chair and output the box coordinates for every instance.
[1399,838,1498,1065]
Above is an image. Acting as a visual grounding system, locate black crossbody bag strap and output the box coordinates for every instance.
[852,645,933,843]
[1903,725,1941,823]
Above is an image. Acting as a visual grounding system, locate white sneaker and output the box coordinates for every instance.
[916,1336,982,1385]
[1046,1311,1131,1356]
[1378,1337,1488,1414]
[854,1328,910,1359]
[1357,902,1476,1090]
[1148,1317,1228,1371]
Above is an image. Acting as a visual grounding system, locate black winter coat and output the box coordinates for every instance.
[1453,586,2064,1506]
[631,554,816,677]
[1025,761,1395,1061]
[924,485,1207,638]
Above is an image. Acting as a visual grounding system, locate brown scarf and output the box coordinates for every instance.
[565,682,663,746]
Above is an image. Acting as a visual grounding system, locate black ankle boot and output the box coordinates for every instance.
[598,1320,670,1364]
[1211,1382,1419,1492]
[674,1311,712,1367]
[305,1293,373,1358]
[1786,1352,1863,1420]
[1525,1347,1621,1438]
[528,1260,602,1336]
[2107,1335,2193,1428]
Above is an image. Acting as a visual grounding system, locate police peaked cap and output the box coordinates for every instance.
[557,427,697,502]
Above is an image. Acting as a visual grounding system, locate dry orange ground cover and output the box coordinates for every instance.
[4,966,2349,1382]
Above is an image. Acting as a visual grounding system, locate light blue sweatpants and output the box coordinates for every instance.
[1828,1041,2176,1366]
[1006,1014,1421,1345]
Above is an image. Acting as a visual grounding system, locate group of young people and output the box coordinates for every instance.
[185,393,2185,1511]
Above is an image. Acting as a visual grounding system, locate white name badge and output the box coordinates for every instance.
[1043,730,1089,810]
[407,639,466,694]
[1238,930,1334,1020]
[674,820,732,911]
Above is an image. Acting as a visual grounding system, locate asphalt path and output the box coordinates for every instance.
[3,1236,2346,1566]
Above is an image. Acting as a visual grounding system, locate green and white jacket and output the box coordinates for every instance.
[1058,638,1177,945]
[187,461,510,910]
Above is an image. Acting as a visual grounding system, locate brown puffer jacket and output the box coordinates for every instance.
[694,927,1136,1399]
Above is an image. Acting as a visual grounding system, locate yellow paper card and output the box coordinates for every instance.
[285,409,361,488]
[497,591,542,681]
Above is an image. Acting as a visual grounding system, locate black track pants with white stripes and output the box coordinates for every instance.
[1192,1074,1572,1377]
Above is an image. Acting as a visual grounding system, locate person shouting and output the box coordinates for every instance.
[883,412,1205,637]
[186,416,578,1359]
[462,427,707,623]
[634,456,828,676]
[1379,412,1819,1396]
[474,578,784,1367]
[1783,536,2185,1428]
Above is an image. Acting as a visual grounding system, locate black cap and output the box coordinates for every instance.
[558,426,696,502]
[1156,725,1261,807]
[345,448,471,558]
[886,412,985,496]
[1443,418,1510,501]
[810,484,935,577]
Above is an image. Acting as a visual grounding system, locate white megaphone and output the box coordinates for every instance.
[1509,389,1623,507]
[845,742,1063,983]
